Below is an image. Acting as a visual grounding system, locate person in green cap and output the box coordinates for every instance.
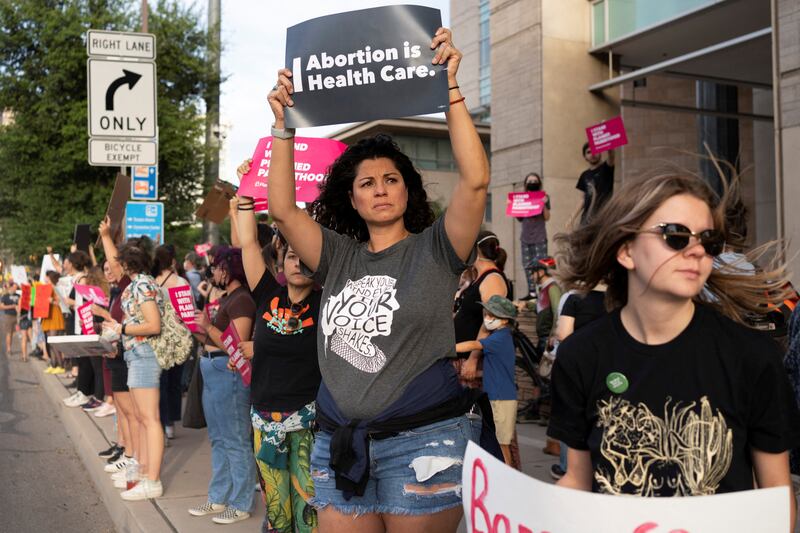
[456,294,518,466]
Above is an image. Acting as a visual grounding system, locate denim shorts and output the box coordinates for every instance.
[124,342,161,389]
[309,414,481,516]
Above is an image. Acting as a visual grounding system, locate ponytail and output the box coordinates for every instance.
[476,231,507,272]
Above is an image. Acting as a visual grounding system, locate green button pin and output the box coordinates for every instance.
[606,372,629,394]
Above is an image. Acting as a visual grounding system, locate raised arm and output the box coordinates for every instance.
[436,28,490,261]
[234,160,268,291]
[98,216,123,282]
[266,69,323,272]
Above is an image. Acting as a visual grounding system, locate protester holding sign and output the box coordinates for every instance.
[515,173,550,299]
[102,241,165,501]
[189,247,257,525]
[576,143,614,226]
[550,173,800,526]
[235,174,323,533]
[264,26,490,532]
[40,271,66,374]
[0,281,19,356]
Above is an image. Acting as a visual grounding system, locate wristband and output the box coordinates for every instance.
[237,206,255,211]
[271,125,296,140]
[121,323,127,336]
[448,85,460,91]
[449,96,466,106]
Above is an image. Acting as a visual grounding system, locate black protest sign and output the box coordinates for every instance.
[284,5,449,128]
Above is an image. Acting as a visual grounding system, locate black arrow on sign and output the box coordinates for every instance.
[105,69,142,111]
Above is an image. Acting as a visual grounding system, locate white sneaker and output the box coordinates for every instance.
[121,478,162,500]
[93,402,116,418]
[113,477,128,489]
[165,424,175,439]
[63,391,89,407]
[212,507,250,524]
[111,469,129,481]
[104,455,132,473]
[188,501,226,516]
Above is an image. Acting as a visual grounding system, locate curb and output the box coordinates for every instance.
[31,358,175,533]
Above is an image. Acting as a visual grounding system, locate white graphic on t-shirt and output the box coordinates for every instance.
[321,275,400,373]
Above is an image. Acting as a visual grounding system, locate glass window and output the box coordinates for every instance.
[485,192,492,223]
[605,0,717,43]
[479,0,491,109]
[592,1,606,47]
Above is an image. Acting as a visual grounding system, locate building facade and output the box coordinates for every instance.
[453,0,800,291]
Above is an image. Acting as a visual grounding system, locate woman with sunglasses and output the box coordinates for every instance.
[548,174,800,525]
[232,188,322,533]
[261,27,489,533]
[190,247,257,525]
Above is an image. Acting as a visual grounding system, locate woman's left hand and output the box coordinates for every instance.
[431,27,461,83]
[102,320,121,335]
[195,309,210,332]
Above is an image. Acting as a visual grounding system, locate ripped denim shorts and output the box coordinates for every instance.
[309,414,481,516]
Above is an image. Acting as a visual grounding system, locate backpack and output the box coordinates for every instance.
[150,297,193,369]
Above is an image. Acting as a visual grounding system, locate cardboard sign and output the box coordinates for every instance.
[238,136,347,202]
[284,5,448,128]
[98,173,132,246]
[462,442,789,533]
[74,284,109,307]
[32,283,52,319]
[586,116,628,155]
[19,284,31,311]
[11,265,27,285]
[195,180,237,224]
[77,302,95,335]
[47,334,114,357]
[506,191,547,218]
[168,286,202,333]
[221,323,252,387]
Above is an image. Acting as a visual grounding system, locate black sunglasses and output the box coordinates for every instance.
[643,223,724,257]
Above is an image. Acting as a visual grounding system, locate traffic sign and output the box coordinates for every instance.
[89,138,157,166]
[87,30,156,60]
[131,166,158,200]
[87,58,157,139]
[125,202,164,244]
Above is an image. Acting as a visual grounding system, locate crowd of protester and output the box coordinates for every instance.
[2,25,800,533]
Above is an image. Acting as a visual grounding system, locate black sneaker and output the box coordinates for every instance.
[517,409,541,424]
[550,464,566,480]
[98,443,121,458]
[106,447,124,464]
[519,294,536,301]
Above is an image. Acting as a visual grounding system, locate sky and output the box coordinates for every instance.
[182,0,451,183]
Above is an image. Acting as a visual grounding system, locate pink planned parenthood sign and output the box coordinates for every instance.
[586,116,628,155]
[506,191,546,218]
[237,136,347,204]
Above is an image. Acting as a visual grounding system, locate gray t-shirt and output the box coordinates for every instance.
[304,216,469,419]
[518,196,550,245]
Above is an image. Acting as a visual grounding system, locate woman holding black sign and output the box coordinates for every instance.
[263,27,489,533]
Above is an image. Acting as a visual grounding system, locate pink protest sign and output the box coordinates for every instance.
[506,191,546,217]
[194,243,212,257]
[77,302,94,335]
[221,323,252,387]
[238,136,348,202]
[74,284,109,307]
[168,286,202,333]
[586,116,628,155]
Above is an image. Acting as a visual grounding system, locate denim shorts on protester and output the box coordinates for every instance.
[309,414,482,516]
[124,342,161,389]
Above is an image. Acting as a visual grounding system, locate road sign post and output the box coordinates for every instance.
[87,29,157,167]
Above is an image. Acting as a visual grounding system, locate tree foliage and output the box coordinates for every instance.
[0,0,208,263]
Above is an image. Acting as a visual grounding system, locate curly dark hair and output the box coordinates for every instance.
[116,242,152,275]
[309,134,435,242]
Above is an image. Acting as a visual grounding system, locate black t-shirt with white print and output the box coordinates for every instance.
[548,303,800,496]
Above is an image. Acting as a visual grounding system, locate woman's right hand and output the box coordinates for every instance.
[236,159,252,181]
[239,341,254,360]
[99,216,112,238]
[267,68,294,126]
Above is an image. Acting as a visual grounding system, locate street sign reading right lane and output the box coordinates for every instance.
[87,58,157,139]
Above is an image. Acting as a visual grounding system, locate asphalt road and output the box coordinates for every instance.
[0,336,116,533]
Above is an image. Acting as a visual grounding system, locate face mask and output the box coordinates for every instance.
[526,182,541,192]
[484,317,502,331]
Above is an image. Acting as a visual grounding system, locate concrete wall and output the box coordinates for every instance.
[776,0,800,285]
[452,0,481,110]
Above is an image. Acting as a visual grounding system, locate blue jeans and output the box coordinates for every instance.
[200,355,256,512]
[559,441,568,472]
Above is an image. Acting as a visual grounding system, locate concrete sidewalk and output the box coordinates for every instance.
[32,356,556,533]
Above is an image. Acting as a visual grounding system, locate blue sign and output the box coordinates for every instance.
[125,201,164,244]
[131,165,158,200]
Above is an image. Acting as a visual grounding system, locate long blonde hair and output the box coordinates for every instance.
[554,172,790,325]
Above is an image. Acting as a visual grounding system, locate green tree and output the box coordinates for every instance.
[0,0,208,262]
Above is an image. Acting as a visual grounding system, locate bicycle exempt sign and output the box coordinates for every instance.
[284,5,449,128]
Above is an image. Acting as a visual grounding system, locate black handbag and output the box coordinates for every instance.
[182,354,206,429]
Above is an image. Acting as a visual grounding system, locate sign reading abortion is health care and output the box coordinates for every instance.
[284,5,449,128]
[462,442,789,533]
[238,136,347,202]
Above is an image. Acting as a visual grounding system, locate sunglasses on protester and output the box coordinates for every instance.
[286,303,304,332]
[642,223,725,257]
